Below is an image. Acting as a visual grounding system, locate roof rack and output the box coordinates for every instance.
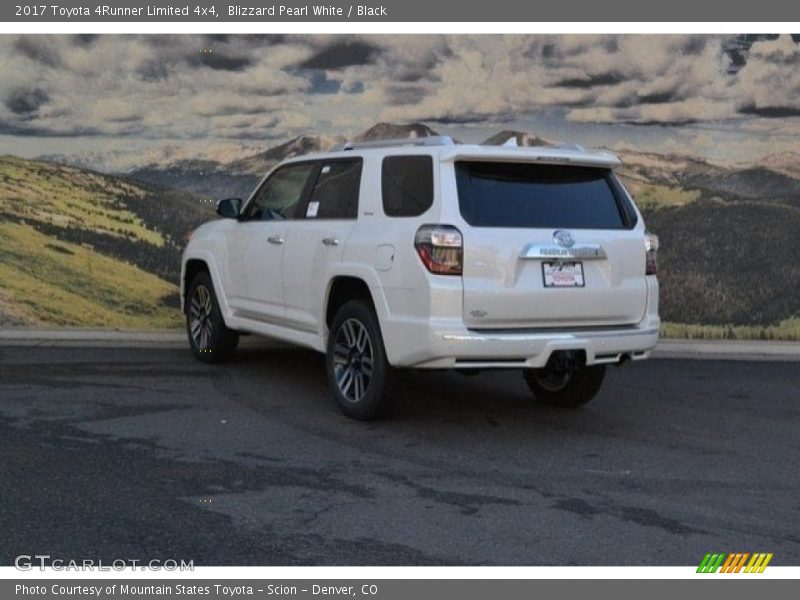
[552,143,586,152]
[329,136,455,152]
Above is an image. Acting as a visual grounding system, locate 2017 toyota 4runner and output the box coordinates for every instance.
[181,136,660,420]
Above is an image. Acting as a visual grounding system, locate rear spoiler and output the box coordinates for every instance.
[438,145,621,169]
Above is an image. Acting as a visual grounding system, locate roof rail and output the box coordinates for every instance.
[552,143,586,152]
[329,136,455,152]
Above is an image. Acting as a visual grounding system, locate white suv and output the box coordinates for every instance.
[181,136,659,420]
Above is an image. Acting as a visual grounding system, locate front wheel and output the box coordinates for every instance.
[186,272,239,363]
[326,300,397,420]
[523,365,606,407]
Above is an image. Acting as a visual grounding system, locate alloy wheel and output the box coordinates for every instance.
[189,284,214,350]
[332,318,374,403]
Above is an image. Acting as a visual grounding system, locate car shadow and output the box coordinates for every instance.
[225,341,611,429]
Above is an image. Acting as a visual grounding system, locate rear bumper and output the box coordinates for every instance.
[378,275,660,369]
[382,317,659,368]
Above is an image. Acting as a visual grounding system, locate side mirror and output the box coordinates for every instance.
[216,197,242,219]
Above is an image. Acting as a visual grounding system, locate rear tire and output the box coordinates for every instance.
[523,365,606,407]
[186,272,239,363]
[326,300,397,420]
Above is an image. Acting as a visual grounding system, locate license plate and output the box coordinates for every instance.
[542,262,584,287]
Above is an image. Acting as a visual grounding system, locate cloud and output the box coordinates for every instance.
[93,99,142,123]
[384,84,429,106]
[0,33,798,150]
[12,37,63,67]
[363,36,739,125]
[637,90,681,105]
[298,40,380,70]
[72,34,99,47]
[739,105,800,118]
[553,71,626,88]
[136,60,170,82]
[733,35,800,118]
[187,50,253,71]
[0,119,105,137]
[4,87,49,116]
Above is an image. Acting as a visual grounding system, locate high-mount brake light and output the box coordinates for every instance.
[414,225,463,276]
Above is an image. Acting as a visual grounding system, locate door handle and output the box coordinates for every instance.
[322,237,339,247]
[267,235,284,245]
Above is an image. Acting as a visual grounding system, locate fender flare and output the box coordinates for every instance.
[321,265,392,337]
[182,249,234,325]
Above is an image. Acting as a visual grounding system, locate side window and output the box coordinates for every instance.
[382,155,434,217]
[244,163,315,221]
[305,160,362,220]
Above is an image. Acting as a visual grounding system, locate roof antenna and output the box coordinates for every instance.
[502,136,519,147]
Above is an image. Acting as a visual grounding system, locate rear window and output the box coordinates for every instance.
[455,161,635,229]
[382,155,434,217]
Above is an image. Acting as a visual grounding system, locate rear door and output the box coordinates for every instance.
[455,161,647,329]
[282,158,362,332]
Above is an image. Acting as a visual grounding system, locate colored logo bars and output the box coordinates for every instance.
[697,553,773,573]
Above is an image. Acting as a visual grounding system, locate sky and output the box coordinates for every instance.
[1,34,799,165]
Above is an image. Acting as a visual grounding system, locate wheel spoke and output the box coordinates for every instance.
[189,284,218,351]
[342,320,356,347]
[189,298,201,318]
[360,355,373,376]
[190,319,202,338]
[333,343,349,363]
[355,326,368,352]
[337,367,354,398]
[353,372,365,402]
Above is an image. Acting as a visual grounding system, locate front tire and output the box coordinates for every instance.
[326,300,397,420]
[186,272,238,363]
[523,365,606,407]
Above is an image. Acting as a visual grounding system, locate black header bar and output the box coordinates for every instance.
[4,0,799,22]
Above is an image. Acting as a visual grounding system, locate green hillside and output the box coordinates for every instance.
[619,179,701,209]
[0,222,177,327]
[643,199,800,326]
[1,156,162,246]
[2,142,800,340]
[0,156,210,328]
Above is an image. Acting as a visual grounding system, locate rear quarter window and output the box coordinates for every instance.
[455,161,636,229]
[382,155,434,217]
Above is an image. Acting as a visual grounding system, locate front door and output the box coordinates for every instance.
[224,162,317,325]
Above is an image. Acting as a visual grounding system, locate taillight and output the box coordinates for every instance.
[645,232,659,276]
[415,225,463,275]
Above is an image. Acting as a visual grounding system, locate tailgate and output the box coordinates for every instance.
[455,160,647,329]
[461,228,647,328]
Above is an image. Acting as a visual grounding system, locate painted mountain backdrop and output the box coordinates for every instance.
[1,121,798,337]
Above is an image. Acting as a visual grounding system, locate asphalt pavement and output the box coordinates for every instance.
[1,340,798,565]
